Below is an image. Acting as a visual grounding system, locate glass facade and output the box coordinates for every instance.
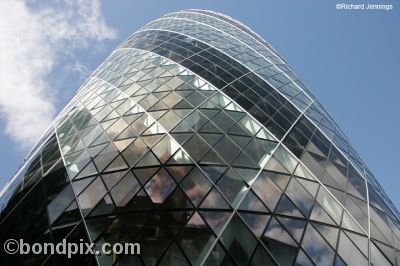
[0,9,399,266]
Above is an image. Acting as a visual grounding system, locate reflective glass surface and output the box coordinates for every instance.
[0,9,399,266]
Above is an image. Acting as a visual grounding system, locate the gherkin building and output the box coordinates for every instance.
[0,9,399,266]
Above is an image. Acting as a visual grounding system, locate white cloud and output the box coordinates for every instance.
[67,61,92,81]
[0,0,117,150]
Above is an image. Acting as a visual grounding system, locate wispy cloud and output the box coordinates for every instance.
[0,0,117,150]
[67,61,93,82]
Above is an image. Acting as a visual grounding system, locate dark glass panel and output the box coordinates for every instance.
[262,217,298,265]
[221,215,258,265]
[301,224,335,266]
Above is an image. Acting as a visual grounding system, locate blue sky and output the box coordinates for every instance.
[0,0,399,208]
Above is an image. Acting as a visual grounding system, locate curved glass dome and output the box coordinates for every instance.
[0,9,399,266]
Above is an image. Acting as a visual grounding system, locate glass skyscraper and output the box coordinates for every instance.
[0,9,399,266]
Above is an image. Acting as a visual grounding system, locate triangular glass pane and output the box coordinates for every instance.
[273,146,298,173]
[158,110,181,131]
[198,108,218,121]
[178,212,215,265]
[73,161,98,180]
[343,196,368,232]
[113,138,135,152]
[123,113,143,124]
[173,108,192,119]
[152,136,179,163]
[335,255,346,266]
[166,166,194,183]
[285,178,314,217]
[229,123,251,136]
[158,242,189,266]
[374,241,396,266]
[315,187,343,223]
[72,176,95,196]
[67,151,91,177]
[161,92,183,108]
[224,102,240,112]
[182,134,211,162]
[181,168,212,207]
[160,186,194,210]
[275,195,304,218]
[255,128,275,141]
[264,217,297,247]
[141,134,164,148]
[337,230,368,266]
[294,164,315,180]
[203,241,235,266]
[239,212,270,238]
[199,98,218,109]
[148,100,169,111]
[105,118,128,139]
[199,149,225,165]
[244,138,276,167]
[103,110,120,121]
[341,211,364,235]
[220,215,258,266]
[66,140,85,155]
[85,216,115,242]
[102,171,127,190]
[344,230,368,257]
[252,172,282,211]
[142,123,166,135]
[123,188,154,211]
[89,132,109,147]
[110,172,140,207]
[88,193,115,217]
[115,126,138,140]
[147,110,167,120]
[277,217,306,244]
[264,156,290,174]
[239,190,269,213]
[135,222,174,265]
[233,168,259,185]
[200,188,230,209]
[312,222,339,249]
[166,149,193,165]
[200,133,223,147]
[187,212,207,227]
[172,133,193,145]
[295,249,314,266]
[103,155,128,172]
[93,143,119,172]
[145,168,176,204]
[87,143,108,158]
[216,169,247,206]
[132,167,159,186]
[213,136,241,164]
[301,224,335,266]
[267,171,291,191]
[171,121,194,133]
[199,211,231,235]
[327,187,345,205]
[135,151,160,167]
[370,242,392,266]
[248,244,277,266]
[77,177,107,216]
[201,166,227,183]
[310,202,336,225]
[232,151,259,168]
[173,99,194,109]
[297,178,319,197]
